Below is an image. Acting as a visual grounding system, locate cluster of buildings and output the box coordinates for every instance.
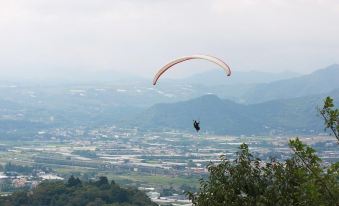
[0,125,338,205]
[0,171,63,194]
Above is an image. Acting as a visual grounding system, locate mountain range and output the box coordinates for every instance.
[131,89,339,135]
[126,64,339,135]
[159,64,339,104]
[241,64,339,103]
[0,64,339,137]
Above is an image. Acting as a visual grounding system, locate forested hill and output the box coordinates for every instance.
[0,176,157,206]
[132,89,339,135]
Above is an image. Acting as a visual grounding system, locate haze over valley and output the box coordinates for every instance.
[1,1,339,205]
[1,64,338,137]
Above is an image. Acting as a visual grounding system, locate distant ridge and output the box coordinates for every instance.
[163,64,339,104]
[242,64,339,103]
[132,89,339,135]
[0,64,339,138]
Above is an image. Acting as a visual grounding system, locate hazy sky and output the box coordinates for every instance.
[1,0,339,78]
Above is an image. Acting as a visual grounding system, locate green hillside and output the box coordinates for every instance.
[132,89,339,135]
[0,176,156,206]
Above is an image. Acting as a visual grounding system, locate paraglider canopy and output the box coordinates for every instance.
[152,54,231,85]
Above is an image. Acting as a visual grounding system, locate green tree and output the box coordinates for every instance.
[95,176,109,187]
[188,97,339,205]
[319,96,339,142]
[0,176,157,206]
[188,140,339,205]
[67,175,82,187]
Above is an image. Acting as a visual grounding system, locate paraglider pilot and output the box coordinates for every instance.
[193,120,200,132]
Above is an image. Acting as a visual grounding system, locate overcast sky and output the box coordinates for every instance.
[1,0,339,79]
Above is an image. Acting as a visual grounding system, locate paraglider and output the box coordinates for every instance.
[193,120,200,132]
[152,54,231,85]
[152,54,231,133]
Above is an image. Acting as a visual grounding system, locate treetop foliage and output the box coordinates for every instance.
[0,176,157,206]
[188,96,339,206]
[319,96,339,142]
[188,139,339,205]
